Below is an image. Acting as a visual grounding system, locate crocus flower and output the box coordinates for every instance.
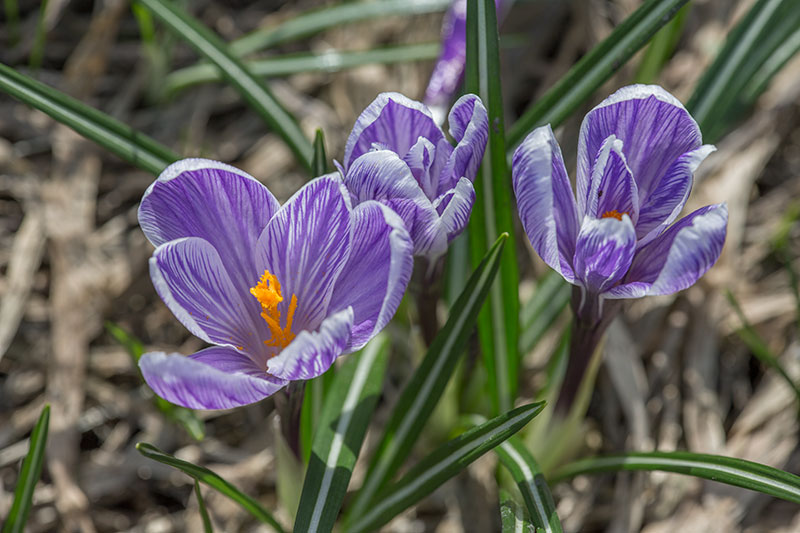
[137,159,413,410]
[340,92,488,260]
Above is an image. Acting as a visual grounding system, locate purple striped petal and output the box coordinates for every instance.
[636,145,716,244]
[573,215,636,294]
[583,135,639,224]
[403,137,438,199]
[512,125,580,283]
[438,94,489,194]
[139,350,286,410]
[256,176,352,333]
[577,85,702,205]
[436,177,475,241]
[329,202,413,351]
[344,93,445,170]
[138,159,280,293]
[150,237,269,363]
[267,308,354,381]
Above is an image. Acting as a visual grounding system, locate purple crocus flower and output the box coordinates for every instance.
[340,92,488,260]
[136,159,413,410]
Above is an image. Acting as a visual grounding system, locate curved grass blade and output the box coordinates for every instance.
[507,0,689,149]
[312,129,329,176]
[2,405,50,533]
[346,402,546,533]
[552,451,800,504]
[166,43,440,96]
[500,490,535,533]
[634,3,689,84]
[137,0,313,170]
[519,272,570,355]
[347,234,508,519]
[742,25,800,105]
[293,335,390,533]
[465,0,519,416]
[136,443,286,533]
[0,63,178,175]
[195,480,214,533]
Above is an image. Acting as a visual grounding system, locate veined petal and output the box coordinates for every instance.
[583,135,639,224]
[256,175,352,333]
[577,85,702,204]
[437,177,475,241]
[150,237,269,363]
[403,137,437,199]
[138,158,280,292]
[329,202,413,350]
[344,93,445,170]
[512,125,580,283]
[423,0,468,120]
[636,145,716,244]
[140,350,286,410]
[267,308,354,381]
[438,94,489,193]
[573,215,636,294]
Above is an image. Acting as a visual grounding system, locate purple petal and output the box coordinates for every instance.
[582,135,639,224]
[150,237,269,363]
[344,150,447,258]
[609,204,727,298]
[423,0,468,119]
[438,94,489,194]
[344,93,445,170]
[512,125,580,283]
[403,137,438,199]
[138,159,280,292]
[140,349,286,410]
[436,177,475,242]
[256,176,352,333]
[329,202,413,350]
[577,85,702,205]
[636,145,716,244]
[573,215,636,294]
[267,308,354,381]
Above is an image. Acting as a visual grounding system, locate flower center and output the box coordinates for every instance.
[250,270,298,350]
[601,210,626,221]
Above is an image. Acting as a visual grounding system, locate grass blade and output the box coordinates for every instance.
[465,0,520,415]
[138,0,313,170]
[347,234,507,518]
[552,451,800,504]
[634,3,689,84]
[137,443,286,532]
[2,405,50,533]
[293,336,390,533]
[195,480,214,533]
[500,490,535,533]
[347,402,546,533]
[519,272,571,355]
[507,0,689,149]
[0,63,178,175]
[312,129,329,176]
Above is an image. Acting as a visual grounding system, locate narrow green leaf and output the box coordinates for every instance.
[347,402,546,533]
[519,272,571,355]
[195,480,214,533]
[0,64,178,175]
[500,490,535,533]
[137,0,313,170]
[634,3,689,84]
[2,405,50,533]
[312,129,329,177]
[465,0,520,415]
[166,43,441,96]
[293,336,390,533]
[348,234,507,518]
[742,25,800,105]
[4,0,20,46]
[507,0,689,149]
[137,443,286,532]
[29,0,49,69]
[553,451,800,504]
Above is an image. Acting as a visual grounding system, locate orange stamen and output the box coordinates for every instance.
[601,209,626,221]
[250,270,297,350]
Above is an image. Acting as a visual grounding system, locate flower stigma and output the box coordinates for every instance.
[250,270,298,350]
[601,210,626,221]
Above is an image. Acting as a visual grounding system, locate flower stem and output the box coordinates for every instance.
[414,256,445,346]
[275,380,305,460]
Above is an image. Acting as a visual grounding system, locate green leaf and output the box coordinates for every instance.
[137,0,313,170]
[465,0,520,415]
[347,234,508,518]
[519,272,571,355]
[293,335,390,533]
[499,490,535,533]
[195,480,214,533]
[2,405,50,533]
[553,451,800,504]
[137,443,286,532]
[0,63,179,175]
[312,129,329,177]
[165,43,441,96]
[29,0,49,69]
[634,3,690,84]
[507,0,690,149]
[346,402,546,533]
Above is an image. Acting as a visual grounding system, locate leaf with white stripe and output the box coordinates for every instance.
[346,402,546,533]
[293,335,390,533]
[500,490,535,533]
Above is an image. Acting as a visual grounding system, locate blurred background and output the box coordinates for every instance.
[1,0,800,531]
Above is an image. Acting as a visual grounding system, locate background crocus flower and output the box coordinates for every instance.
[340,92,488,261]
[137,159,413,410]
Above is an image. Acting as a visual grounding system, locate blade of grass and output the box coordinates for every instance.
[5,0,20,46]
[500,490,535,533]
[29,0,49,69]
[507,0,689,149]
[634,3,690,84]
[552,451,800,504]
[346,402,546,533]
[742,25,800,105]
[137,443,286,532]
[2,405,50,533]
[312,128,330,176]
[465,0,520,415]
[195,480,214,533]
[347,234,507,518]
[137,0,313,170]
[293,335,390,533]
[519,272,571,355]
[0,63,179,175]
